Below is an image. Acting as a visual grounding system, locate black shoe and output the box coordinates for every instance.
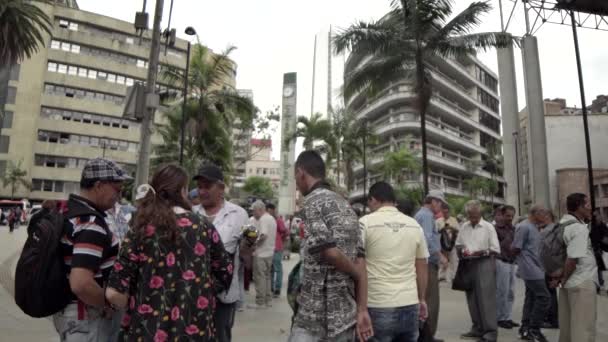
[498,320,513,329]
[528,329,548,342]
[461,332,482,340]
[541,321,559,329]
[508,320,520,327]
[432,339,444,342]
[519,327,530,340]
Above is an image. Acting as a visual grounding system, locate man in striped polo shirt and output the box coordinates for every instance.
[53,158,131,341]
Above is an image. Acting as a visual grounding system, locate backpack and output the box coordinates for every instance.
[540,220,578,277]
[14,208,71,318]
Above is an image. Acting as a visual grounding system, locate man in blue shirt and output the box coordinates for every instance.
[512,205,550,342]
[415,190,448,342]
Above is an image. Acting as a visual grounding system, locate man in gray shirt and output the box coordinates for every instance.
[512,205,550,342]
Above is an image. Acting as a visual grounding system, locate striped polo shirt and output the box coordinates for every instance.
[60,195,119,302]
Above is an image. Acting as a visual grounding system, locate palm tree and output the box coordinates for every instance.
[161,43,256,174]
[378,147,421,184]
[287,112,333,151]
[2,160,31,199]
[334,0,516,195]
[0,0,52,65]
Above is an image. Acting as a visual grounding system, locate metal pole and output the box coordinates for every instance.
[179,41,191,165]
[362,120,367,208]
[570,10,596,211]
[327,26,333,117]
[513,132,522,214]
[311,35,317,116]
[135,0,164,187]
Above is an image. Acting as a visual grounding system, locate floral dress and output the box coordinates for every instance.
[108,208,233,341]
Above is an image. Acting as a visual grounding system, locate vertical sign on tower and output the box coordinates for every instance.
[278,73,297,215]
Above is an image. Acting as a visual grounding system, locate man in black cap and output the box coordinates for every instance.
[192,164,249,342]
[54,158,131,341]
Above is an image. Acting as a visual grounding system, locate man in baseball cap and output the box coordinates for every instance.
[415,189,449,342]
[53,158,130,341]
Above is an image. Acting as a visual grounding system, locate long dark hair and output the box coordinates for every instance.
[133,164,192,241]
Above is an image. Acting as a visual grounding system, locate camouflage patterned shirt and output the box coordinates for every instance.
[293,185,364,339]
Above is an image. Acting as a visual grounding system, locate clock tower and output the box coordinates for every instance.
[278,73,297,216]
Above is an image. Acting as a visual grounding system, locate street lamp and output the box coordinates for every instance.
[179,26,196,165]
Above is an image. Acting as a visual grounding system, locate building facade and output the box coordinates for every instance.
[519,101,608,212]
[232,89,254,190]
[244,139,281,194]
[347,54,504,202]
[0,2,236,201]
[556,168,608,220]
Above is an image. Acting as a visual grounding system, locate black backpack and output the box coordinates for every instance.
[540,220,578,277]
[14,208,71,317]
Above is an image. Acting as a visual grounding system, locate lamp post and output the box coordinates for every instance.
[179,26,196,165]
[513,131,522,215]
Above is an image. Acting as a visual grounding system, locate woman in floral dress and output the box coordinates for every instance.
[106,164,232,341]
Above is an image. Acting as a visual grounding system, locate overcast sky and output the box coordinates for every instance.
[79,0,608,158]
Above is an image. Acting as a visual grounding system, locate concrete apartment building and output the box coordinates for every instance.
[519,98,608,213]
[347,54,505,202]
[245,139,281,193]
[0,1,236,201]
[232,89,254,190]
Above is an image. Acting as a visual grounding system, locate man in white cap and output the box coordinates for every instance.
[414,189,449,342]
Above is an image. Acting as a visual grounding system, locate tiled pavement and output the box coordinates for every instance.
[0,225,606,342]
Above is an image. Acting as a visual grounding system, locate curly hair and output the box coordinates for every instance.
[132,164,192,241]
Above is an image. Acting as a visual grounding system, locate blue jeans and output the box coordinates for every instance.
[495,260,516,321]
[368,304,419,342]
[271,251,283,294]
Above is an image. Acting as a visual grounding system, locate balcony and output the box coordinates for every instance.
[430,97,501,140]
[356,86,416,121]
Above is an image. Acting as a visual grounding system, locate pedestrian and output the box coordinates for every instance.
[191,164,249,342]
[288,151,372,342]
[105,164,233,341]
[590,211,608,290]
[555,193,598,342]
[437,203,459,283]
[360,181,429,342]
[266,203,288,297]
[457,200,500,342]
[8,208,16,233]
[249,200,276,309]
[284,214,293,260]
[539,211,559,329]
[512,205,551,342]
[494,205,519,329]
[52,158,131,341]
[414,190,449,342]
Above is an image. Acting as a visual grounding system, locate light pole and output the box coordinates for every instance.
[513,131,522,215]
[179,26,196,165]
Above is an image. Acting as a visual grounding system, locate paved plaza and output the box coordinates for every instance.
[0,226,606,341]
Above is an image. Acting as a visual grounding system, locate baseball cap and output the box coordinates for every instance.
[193,164,224,183]
[81,158,132,182]
[426,189,448,206]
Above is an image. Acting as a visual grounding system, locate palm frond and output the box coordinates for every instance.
[343,54,413,101]
[0,0,52,65]
[432,32,518,58]
[432,1,492,38]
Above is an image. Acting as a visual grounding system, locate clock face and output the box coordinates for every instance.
[283,86,294,97]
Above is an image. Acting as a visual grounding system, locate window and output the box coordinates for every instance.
[47,62,57,72]
[137,59,146,68]
[98,72,107,80]
[1,111,13,129]
[116,75,125,84]
[61,42,70,52]
[68,22,78,31]
[43,180,53,192]
[126,37,134,44]
[59,20,69,28]
[71,44,80,54]
[479,110,500,134]
[88,70,97,79]
[78,67,88,78]
[67,65,78,76]
[477,88,499,113]
[107,74,116,83]
[0,135,9,153]
[126,78,134,86]
[57,64,67,74]
[51,40,61,49]
[32,179,42,191]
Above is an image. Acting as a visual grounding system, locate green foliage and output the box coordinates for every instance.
[1,160,31,199]
[0,0,52,65]
[377,147,421,184]
[395,184,425,209]
[242,176,276,201]
[446,195,470,217]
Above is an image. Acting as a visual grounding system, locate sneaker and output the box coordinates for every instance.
[498,320,513,329]
[518,326,530,340]
[528,329,548,342]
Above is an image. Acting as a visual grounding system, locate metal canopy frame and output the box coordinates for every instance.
[526,0,608,35]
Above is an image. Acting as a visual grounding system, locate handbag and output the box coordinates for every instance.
[452,259,473,291]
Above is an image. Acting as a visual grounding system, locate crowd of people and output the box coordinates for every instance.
[17,151,608,342]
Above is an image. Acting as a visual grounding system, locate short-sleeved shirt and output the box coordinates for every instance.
[561,214,598,288]
[415,207,440,265]
[193,201,249,255]
[359,206,429,308]
[59,194,119,302]
[294,185,363,339]
[456,219,500,254]
[250,213,277,258]
[512,220,545,280]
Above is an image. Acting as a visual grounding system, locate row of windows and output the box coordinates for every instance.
[50,39,149,68]
[47,62,181,96]
[250,167,280,176]
[479,110,501,134]
[32,178,80,194]
[41,107,139,131]
[44,83,124,105]
[480,131,500,150]
[37,130,138,153]
[474,65,498,92]
[56,18,184,59]
[34,154,135,172]
[477,88,499,113]
[1,112,13,129]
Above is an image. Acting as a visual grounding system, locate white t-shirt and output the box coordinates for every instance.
[561,214,598,288]
[251,213,277,258]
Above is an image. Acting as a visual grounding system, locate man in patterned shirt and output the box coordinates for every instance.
[54,158,131,341]
[288,151,373,342]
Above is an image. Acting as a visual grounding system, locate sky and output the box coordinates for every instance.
[78,0,608,159]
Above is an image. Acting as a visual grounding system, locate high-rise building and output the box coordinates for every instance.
[347,55,505,202]
[232,89,254,190]
[0,2,237,201]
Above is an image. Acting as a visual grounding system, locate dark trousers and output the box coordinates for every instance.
[465,257,497,342]
[214,302,236,342]
[426,263,440,338]
[521,279,550,330]
[545,276,559,326]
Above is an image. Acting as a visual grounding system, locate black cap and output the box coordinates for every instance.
[193,164,224,183]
